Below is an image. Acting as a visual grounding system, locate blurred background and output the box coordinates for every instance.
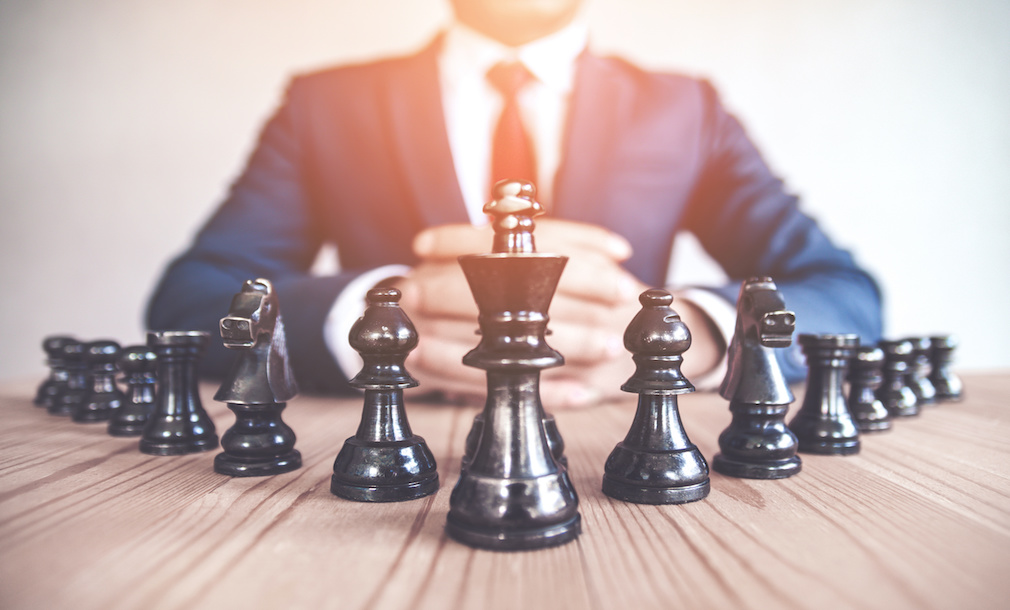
[1,0,1008,381]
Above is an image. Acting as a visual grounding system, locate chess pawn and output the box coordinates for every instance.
[108,346,158,436]
[49,339,87,416]
[877,339,919,417]
[788,334,860,455]
[35,335,76,408]
[846,346,892,433]
[713,277,801,479]
[905,337,937,406]
[446,179,580,550]
[140,331,218,455]
[213,279,301,476]
[331,287,438,501]
[602,290,709,504]
[929,335,963,402]
[73,340,125,423]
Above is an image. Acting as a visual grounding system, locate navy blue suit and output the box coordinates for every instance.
[147,41,882,393]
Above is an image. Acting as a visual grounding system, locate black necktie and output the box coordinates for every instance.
[487,61,537,194]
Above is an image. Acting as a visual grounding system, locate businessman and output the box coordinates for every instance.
[147,0,882,406]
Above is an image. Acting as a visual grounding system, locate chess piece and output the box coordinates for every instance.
[73,340,125,423]
[929,335,963,402]
[446,179,580,550]
[846,346,892,433]
[713,277,802,479]
[906,337,937,406]
[108,346,158,436]
[602,289,709,503]
[140,331,218,455]
[48,339,87,416]
[214,279,301,476]
[331,287,438,500]
[34,335,76,408]
[877,339,919,417]
[788,334,860,455]
[460,180,566,471]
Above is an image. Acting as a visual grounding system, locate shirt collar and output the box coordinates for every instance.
[440,18,588,94]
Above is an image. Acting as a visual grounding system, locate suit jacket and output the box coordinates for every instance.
[147,39,882,393]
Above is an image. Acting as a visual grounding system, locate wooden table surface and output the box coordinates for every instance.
[0,372,1008,610]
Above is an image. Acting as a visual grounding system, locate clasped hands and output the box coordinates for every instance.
[394,219,719,408]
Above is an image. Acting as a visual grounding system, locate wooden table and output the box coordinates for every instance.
[1,373,1007,610]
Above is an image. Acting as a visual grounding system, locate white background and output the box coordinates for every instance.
[1,0,1008,380]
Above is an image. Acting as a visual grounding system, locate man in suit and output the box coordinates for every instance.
[147,0,882,406]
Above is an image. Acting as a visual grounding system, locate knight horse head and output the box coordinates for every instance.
[719,277,796,404]
[214,278,298,405]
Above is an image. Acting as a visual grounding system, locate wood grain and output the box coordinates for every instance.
[0,373,1008,610]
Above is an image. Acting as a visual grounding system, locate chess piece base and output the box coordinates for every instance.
[72,408,115,423]
[139,437,219,456]
[215,450,302,477]
[797,438,860,456]
[888,405,920,417]
[602,477,710,505]
[446,511,581,551]
[330,437,439,503]
[108,422,146,436]
[855,420,892,433]
[712,454,802,479]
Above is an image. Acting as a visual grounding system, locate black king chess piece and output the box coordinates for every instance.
[108,345,158,436]
[74,340,126,423]
[846,345,892,433]
[602,289,709,503]
[877,339,919,417]
[140,331,218,455]
[331,287,438,500]
[713,277,802,479]
[788,334,861,455]
[929,335,963,401]
[446,179,580,550]
[49,339,87,417]
[214,279,301,476]
[35,335,76,409]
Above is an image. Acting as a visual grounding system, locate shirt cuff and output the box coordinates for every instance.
[673,287,737,392]
[323,264,412,382]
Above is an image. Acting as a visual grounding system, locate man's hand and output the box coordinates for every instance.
[394,219,721,408]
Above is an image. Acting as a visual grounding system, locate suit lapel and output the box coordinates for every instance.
[384,37,469,228]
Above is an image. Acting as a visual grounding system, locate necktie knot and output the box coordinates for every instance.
[487,61,534,98]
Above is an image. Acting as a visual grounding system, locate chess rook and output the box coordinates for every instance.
[446,179,580,551]
[877,340,919,417]
[846,346,892,433]
[34,335,76,409]
[906,337,937,406]
[214,279,302,477]
[140,331,218,455]
[330,287,438,501]
[929,335,963,402]
[49,339,87,417]
[602,289,709,504]
[789,334,860,455]
[73,340,125,423]
[108,346,158,436]
[713,277,801,479]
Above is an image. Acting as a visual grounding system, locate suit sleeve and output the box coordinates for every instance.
[146,79,360,395]
[682,81,883,381]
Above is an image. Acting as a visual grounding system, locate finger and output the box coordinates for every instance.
[535,219,632,261]
[541,319,625,365]
[413,224,493,259]
[555,254,643,305]
[396,263,479,320]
